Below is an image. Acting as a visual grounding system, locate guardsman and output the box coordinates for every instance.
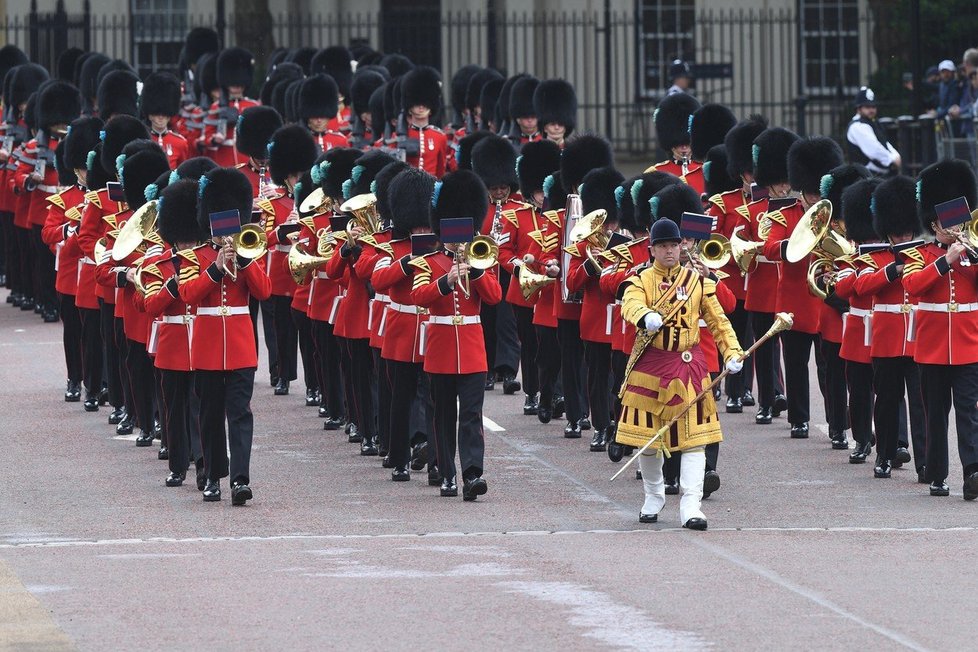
[175,28,220,142]
[471,134,523,394]
[349,69,386,150]
[533,79,576,149]
[902,160,978,499]
[313,46,355,135]
[567,166,625,452]
[140,72,192,169]
[411,170,502,501]
[616,217,743,530]
[178,167,272,505]
[646,93,703,194]
[0,50,31,307]
[398,66,451,178]
[448,65,482,142]
[686,103,737,200]
[508,76,542,145]
[463,68,504,134]
[298,74,350,151]
[203,48,259,167]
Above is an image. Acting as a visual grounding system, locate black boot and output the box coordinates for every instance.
[589,428,607,452]
[64,380,81,402]
[523,394,539,415]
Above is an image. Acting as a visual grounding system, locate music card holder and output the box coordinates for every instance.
[439,217,475,244]
[329,214,349,234]
[749,183,769,202]
[890,239,926,261]
[209,209,242,238]
[606,232,630,250]
[935,196,972,229]
[410,233,439,256]
[106,181,125,202]
[767,197,797,211]
[857,243,891,256]
[680,212,714,240]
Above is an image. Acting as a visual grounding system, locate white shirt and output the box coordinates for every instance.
[846,115,899,173]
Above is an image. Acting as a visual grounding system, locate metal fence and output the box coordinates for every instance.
[1,4,932,163]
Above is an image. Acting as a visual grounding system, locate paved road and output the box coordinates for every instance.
[1,293,976,651]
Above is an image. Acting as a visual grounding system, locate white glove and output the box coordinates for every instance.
[642,312,663,333]
[726,358,744,374]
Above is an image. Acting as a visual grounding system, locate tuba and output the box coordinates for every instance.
[340,193,380,236]
[112,200,158,261]
[287,244,330,286]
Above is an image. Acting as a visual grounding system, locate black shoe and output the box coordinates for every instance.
[683,517,708,531]
[589,428,608,452]
[849,441,872,464]
[917,466,928,484]
[318,404,329,418]
[725,396,743,414]
[579,417,592,431]
[269,374,279,388]
[462,477,488,501]
[117,418,135,436]
[231,483,252,506]
[608,442,625,463]
[347,423,362,443]
[639,512,658,523]
[772,393,787,417]
[377,443,389,459]
[703,470,721,499]
[135,430,153,446]
[552,396,565,420]
[381,455,394,469]
[98,388,109,406]
[440,478,458,497]
[158,446,168,460]
[428,466,441,487]
[108,407,125,425]
[930,480,950,497]
[636,469,642,480]
[6,292,17,304]
[894,447,912,465]
[741,391,755,407]
[19,297,34,311]
[305,388,319,406]
[196,463,207,491]
[43,310,58,323]
[153,419,162,440]
[713,387,722,401]
[523,394,539,415]
[790,423,809,439]
[963,472,978,501]
[360,435,379,456]
[537,407,552,424]
[665,481,679,495]
[410,441,428,471]
[829,430,849,450]
[64,380,81,402]
[873,458,892,478]
[274,378,289,395]
[165,472,185,487]
[755,407,773,425]
[83,396,99,412]
[392,466,410,482]
[203,480,221,501]
[484,374,495,391]
[502,376,521,395]
[563,421,582,439]
[323,416,344,431]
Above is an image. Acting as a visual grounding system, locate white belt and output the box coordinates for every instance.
[917,301,978,313]
[848,307,872,318]
[161,314,195,324]
[37,184,57,193]
[428,315,481,326]
[873,303,915,314]
[315,271,329,279]
[197,305,249,316]
[274,244,291,253]
[81,256,95,265]
[374,293,390,303]
[755,255,776,264]
[388,301,425,315]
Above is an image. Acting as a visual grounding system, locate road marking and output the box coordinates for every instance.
[482,416,505,432]
[0,559,74,650]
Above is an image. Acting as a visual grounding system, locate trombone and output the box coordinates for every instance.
[456,235,499,298]
[692,233,731,269]
[223,223,268,280]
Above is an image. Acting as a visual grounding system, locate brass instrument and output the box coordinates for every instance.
[298,187,333,218]
[729,226,764,275]
[133,262,164,297]
[340,193,380,236]
[457,235,499,298]
[112,200,158,261]
[694,233,731,269]
[287,243,331,286]
[564,208,610,269]
[785,199,852,263]
[806,256,839,300]
[518,268,556,300]
[315,227,338,258]
[951,211,978,260]
[561,194,585,304]
[224,223,268,280]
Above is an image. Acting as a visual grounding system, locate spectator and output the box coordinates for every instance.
[666,59,692,96]
[846,87,901,175]
[937,59,964,133]
[957,69,978,139]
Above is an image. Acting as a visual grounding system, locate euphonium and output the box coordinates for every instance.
[288,244,330,286]
[806,256,838,300]
[564,208,610,268]
[458,235,499,298]
[315,227,337,258]
[112,200,158,261]
[340,193,380,236]
[695,233,731,269]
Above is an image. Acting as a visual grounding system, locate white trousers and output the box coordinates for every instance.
[639,448,706,524]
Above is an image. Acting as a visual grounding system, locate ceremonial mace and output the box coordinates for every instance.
[610,312,794,481]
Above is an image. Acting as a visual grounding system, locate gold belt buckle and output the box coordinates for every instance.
[452,314,464,326]
[949,302,959,312]
[900,303,911,313]
[218,305,230,317]
[681,350,693,363]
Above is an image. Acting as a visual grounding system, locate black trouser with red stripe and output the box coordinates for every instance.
[387,359,423,468]
[557,319,587,423]
[536,325,561,411]
[748,311,785,409]
[513,305,539,396]
[32,224,56,314]
[584,341,612,431]
[16,225,33,304]
[99,301,124,409]
[59,293,82,384]
[0,211,13,289]
[374,350,392,453]
[429,371,485,482]
[160,368,202,475]
[124,338,154,435]
[272,294,297,383]
[340,337,373,435]
[311,319,344,420]
[78,306,103,398]
[874,356,926,468]
[845,360,874,446]
[724,300,754,398]
[195,368,255,485]
[819,339,849,433]
[292,308,318,393]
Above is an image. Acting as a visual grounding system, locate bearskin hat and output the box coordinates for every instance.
[172,156,218,184]
[432,170,488,235]
[496,73,527,129]
[401,66,442,113]
[465,68,503,112]
[819,163,870,215]
[650,183,703,226]
[374,160,411,225]
[543,171,567,211]
[534,79,577,135]
[217,47,255,91]
[517,139,561,198]
[38,81,80,130]
[351,70,386,118]
[158,178,204,245]
[580,167,625,220]
[632,170,683,230]
[560,134,613,191]
[724,114,768,180]
[53,140,75,187]
[267,125,318,186]
[181,28,220,71]
[379,53,415,79]
[357,64,390,82]
[197,167,254,235]
[259,62,303,107]
[456,131,493,172]
[478,78,504,129]
[703,145,739,197]
[63,116,104,171]
[509,75,539,120]
[121,147,170,210]
[917,158,978,234]
[872,175,921,238]
[311,47,353,100]
[10,63,49,108]
[97,70,139,119]
[77,53,109,101]
[368,84,388,137]
[297,73,339,121]
[284,79,303,123]
[689,103,737,161]
[196,52,219,98]
[389,167,435,235]
[311,147,360,200]
[451,64,482,116]
[22,90,39,130]
[143,169,171,203]
[140,72,181,118]
[96,59,135,91]
[85,142,112,190]
[100,115,150,172]
[654,93,700,152]
[357,50,384,68]
[752,127,799,188]
[344,149,396,200]
[383,77,402,126]
[840,178,882,244]
[57,48,83,82]
[286,47,317,75]
[236,106,283,160]
[270,78,298,122]
[471,135,518,191]
[787,136,844,196]
[0,45,27,86]
[292,167,315,213]
[616,176,640,232]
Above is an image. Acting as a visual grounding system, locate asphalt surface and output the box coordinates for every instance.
[2,292,977,651]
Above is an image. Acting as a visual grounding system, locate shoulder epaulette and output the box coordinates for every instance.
[85,190,102,208]
[502,208,520,227]
[46,193,65,209]
[176,247,202,282]
[706,193,724,213]
[543,210,562,228]
[766,210,787,227]
[360,235,394,257]
[855,253,879,269]
[102,213,118,230]
[408,255,434,290]
[734,204,750,219]
[298,216,317,232]
[255,198,274,215]
[407,255,434,274]
[65,206,82,222]
[528,229,559,252]
[612,242,634,264]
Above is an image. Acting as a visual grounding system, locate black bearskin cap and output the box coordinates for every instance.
[517,139,561,198]
[181,28,220,71]
[389,167,435,234]
[140,72,181,118]
[471,134,518,191]
[509,75,539,119]
[580,166,625,220]
[374,160,410,223]
[616,176,640,232]
[259,62,303,107]
[284,79,303,123]
[451,64,482,114]
[298,73,339,121]
[345,149,396,199]
[478,78,503,129]
[917,158,978,234]
[57,48,83,82]
[287,47,317,75]
[401,66,442,113]
[787,136,844,196]
[236,105,283,160]
[311,47,353,99]
[97,70,139,119]
[100,115,150,172]
[432,170,488,235]
[632,170,683,230]
[533,79,577,135]
[38,81,81,130]
[197,167,253,235]
[543,172,566,211]
[95,59,135,91]
[315,147,361,200]
[383,77,402,125]
[872,176,921,238]
[654,92,700,151]
[352,70,386,117]
[752,127,799,187]
[158,178,205,245]
[64,116,104,171]
[86,142,112,190]
[121,147,170,210]
[196,52,219,97]
[0,45,27,87]
[819,163,870,216]
[689,103,737,161]
[172,156,218,183]
[55,140,76,187]
[703,145,740,197]
[456,131,493,172]
[724,114,768,180]
[560,134,613,191]
[217,47,255,90]
[10,63,49,108]
[496,73,527,126]
[368,84,388,137]
[268,125,318,186]
[78,53,109,101]
[465,68,503,112]
[380,53,415,78]
[840,177,882,244]
[650,183,703,225]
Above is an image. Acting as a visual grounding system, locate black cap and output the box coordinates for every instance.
[650,217,681,243]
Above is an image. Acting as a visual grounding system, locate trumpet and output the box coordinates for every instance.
[224,224,268,280]
[694,233,731,269]
[456,235,499,298]
[951,215,978,261]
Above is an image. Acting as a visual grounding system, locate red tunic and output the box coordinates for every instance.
[761,199,821,333]
[202,97,261,167]
[699,277,737,372]
[649,159,705,196]
[522,209,561,328]
[354,230,394,349]
[325,237,371,340]
[834,255,873,364]
[536,208,583,321]
[138,249,195,371]
[150,130,192,170]
[258,193,297,297]
[326,106,352,135]
[565,240,615,344]
[599,237,652,354]
[497,202,544,308]
[40,186,86,296]
[405,124,450,179]
[705,188,751,300]
[299,214,343,323]
[373,238,428,364]
[309,130,350,152]
[852,249,916,359]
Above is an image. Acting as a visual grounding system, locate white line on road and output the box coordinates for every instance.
[482,416,505,432]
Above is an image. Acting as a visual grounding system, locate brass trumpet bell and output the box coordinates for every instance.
[806,256,838,300]
[519,269,555,300]
[729,226,763,275]
[340,193,380,236]
[466,235,499,269]
[564,209,609,255]
[112,200,158,261]
[299,187,332,217]
[288,244,330,286]
[785,199,833,263]
[696,233,731,269]
[233,223,268,260]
